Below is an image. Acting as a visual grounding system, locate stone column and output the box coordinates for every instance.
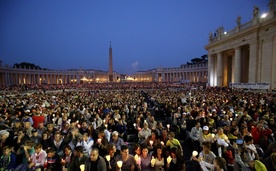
[234,47,241,83]
[249,41,258,83]
[217,52,223,86]
[208,54,213,86]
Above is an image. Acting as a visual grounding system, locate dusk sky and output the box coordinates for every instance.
[0,1,269,74]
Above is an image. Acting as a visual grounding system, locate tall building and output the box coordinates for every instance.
[206,1,276,89]
[109,42,113,82]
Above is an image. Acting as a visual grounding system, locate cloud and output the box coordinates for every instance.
[131,61,139,70]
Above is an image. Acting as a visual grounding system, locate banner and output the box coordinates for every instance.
[229,83,270,89]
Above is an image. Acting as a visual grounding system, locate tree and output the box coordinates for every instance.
[13,62,42,69]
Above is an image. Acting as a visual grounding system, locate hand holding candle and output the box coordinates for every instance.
[167,156,172,164]
[117,161,123,170]
[105,155,110,161]
[161,141,164,146]
[80,164,85,171]
[192,151,198,157]
[97,138,102,144]
[149,140,153,146]
[151,157,156,167]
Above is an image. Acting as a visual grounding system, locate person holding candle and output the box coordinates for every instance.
[138,146,152,171]
[145,131,160,152]
[67,146,88,171]
[151,144,165,171]
[198,141,216,165]
[61,145,74,169]
[84,148,107,171]
[192,156,227,171]
[166,148,185,171]
[116,145,135,171]
[44,147,62,171]
[105,143,120,171]
[93,130,109,157]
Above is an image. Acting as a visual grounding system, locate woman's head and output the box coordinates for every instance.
[214,157,226,170]
[133,143,141,155]
[141,146,149,157]
[202,141,211,153]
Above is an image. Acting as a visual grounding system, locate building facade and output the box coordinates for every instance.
[133,62,208,83]
[206,1,276,89]
[0,65,122,85]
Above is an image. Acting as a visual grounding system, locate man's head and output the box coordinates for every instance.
[46,147,56,158]
[34,143,43,154]
[244,135,254,145]
[74,146,84,157]
[112,131,119,141]
[89,148,99,162]
[3,146,12,156]
[0,130,9,141]
[121,145,129,158]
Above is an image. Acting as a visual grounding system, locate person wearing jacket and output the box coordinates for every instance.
[85,148,107,171]
[68,146,88,171]
[0,146,17,170]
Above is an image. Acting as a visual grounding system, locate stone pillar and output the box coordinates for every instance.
[208,54,213,86]
[234,47,241,83]
[249,41,258,83]
[217,52,223,86]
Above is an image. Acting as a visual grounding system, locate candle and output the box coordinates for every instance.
[134,154,139,162]
[117,161,123,168]
[151,157,156,166]
[137,157,141,165]
[167,156,172,164]
[97,138,102,144]
[105,155,110,161]
[161,141,164,146]
[192,151,198,157]
[211,133,215,138]
[80,164,85,171]
[149,140,153,146]
[167,124,170,129]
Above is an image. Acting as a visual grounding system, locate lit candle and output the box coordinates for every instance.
[167,156,172,164]
[151,157,156,166]
[149,140,153,146]
[134,154,139,162]
[97,138,102,144]
[105,155,110,161]
[137,157,141,165]
[211,133,215,138]
[80,164,85,171]
[117,161,123,170]
[167,124,170,129]
[192,151,198,157]
[160,141,164,146]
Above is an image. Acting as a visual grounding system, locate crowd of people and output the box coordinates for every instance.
[0,82,276,171]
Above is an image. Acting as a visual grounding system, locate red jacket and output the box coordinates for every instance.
[251,127,272,144]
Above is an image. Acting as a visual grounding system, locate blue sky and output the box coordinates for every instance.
[0,0,269,74]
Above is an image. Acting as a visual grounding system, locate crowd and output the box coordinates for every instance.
[0,82,275,171]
